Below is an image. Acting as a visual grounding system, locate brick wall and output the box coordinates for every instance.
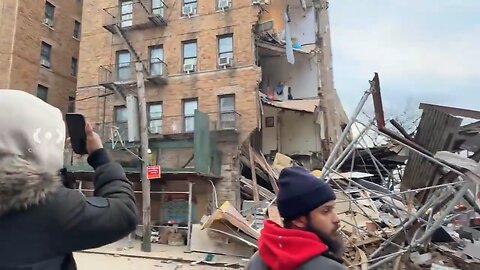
[0,0,82,114]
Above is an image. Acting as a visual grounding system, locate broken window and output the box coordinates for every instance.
[183,99,198,132]
[219,95,236,129]
[182,0,197,16]
[148,103,163,134]
[182,40,197,73]
[116,50,131,81]
[71,57,78,77]
[37,85,48,102]
[73,20,81,39]
[44,2,55,27]
[40,42,52,68]
[120,0,133,28]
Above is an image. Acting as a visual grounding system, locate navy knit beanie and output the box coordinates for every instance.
[277,166,336,220]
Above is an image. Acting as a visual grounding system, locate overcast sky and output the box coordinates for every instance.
[329,0,480,123]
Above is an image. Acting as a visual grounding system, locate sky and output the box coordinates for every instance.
[329,0,480,125]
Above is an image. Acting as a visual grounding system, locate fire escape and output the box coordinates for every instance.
[98,0,169,99]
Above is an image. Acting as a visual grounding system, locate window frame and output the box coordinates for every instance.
[116,50,131,81]
[148,102,163,134]
[183,99,198,133]
[73,20,81,39]
[182,0,198,16]
[114,105,128,139]
[182,40,197,73]
[218,95,236,129]
[120,0,134,28]
[149,45,164,76]
[44,2,55,25]
[40,42,52,68]
[37,85,48,102]
[71,57,78,77]
[218,34,234,60]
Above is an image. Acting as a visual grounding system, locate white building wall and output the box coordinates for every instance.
[262,106,321,155]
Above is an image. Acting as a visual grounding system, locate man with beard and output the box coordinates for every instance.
[246,166,346,270]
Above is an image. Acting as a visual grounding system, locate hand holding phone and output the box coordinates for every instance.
[66,114,103,155]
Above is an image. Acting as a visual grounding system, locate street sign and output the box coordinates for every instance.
[147,165,161,180]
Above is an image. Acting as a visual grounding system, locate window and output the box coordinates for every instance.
[149,46,164,76]
[182,40,197,73]
[44,2,55,27]
[183,99,197,132]
[152,0,165,17]
[148,103,162,134]
[219,95,236,129]
[114,106,128,139]
[120,0,133,28]
[68,96,75,113]
[182,0,197,16]
[40,42,52,68]
[116,50,131,81]
[73,20,81,39]
[218,35,233,61]
[216,0,232,10]
[71,58,78,77]
[37,85,48,102]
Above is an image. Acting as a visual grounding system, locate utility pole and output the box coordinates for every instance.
[135,62,151,252]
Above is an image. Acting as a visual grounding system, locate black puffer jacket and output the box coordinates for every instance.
[0,149,138,269]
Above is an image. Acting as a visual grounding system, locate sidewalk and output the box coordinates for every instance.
[79,237,247,267]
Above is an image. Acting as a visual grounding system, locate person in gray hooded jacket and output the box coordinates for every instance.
[0,90,138,269]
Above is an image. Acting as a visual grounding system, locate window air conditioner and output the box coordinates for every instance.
[183,64,196,73]
[182,5,195,17]
[251,0,265,5]
[218,0,231,10]
[40,58,51,68]
[218,57,233,68]
[43,18,54,27]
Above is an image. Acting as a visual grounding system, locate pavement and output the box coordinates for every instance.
[74,253,240,270]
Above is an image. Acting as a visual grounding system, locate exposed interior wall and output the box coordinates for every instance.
[261,53,318,99]
[262,105,321,155]
[289,7,316,45]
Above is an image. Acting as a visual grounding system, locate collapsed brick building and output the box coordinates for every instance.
[69,0,347,245]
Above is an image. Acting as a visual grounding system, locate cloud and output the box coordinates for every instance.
[329,1,480,117]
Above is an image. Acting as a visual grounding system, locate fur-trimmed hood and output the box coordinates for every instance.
[0,155,60,216]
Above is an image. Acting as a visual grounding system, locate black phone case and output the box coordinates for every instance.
[66,113,88,155]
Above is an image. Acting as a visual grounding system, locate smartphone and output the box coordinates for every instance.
[66,113,89,155]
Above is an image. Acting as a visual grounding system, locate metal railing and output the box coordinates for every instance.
[98,58,167,86]
[103,0,168,31]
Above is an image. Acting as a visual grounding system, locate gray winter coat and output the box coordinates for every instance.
[246,251,347,270]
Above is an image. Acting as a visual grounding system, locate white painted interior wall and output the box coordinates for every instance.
[262,106,321,155]
[289,7,316,45]
[262,54,319,100]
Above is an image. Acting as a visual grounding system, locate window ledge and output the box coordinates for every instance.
[73,36,80,41]
[180,14,199,19]
[42,23,55,31]
[40,65,52,70]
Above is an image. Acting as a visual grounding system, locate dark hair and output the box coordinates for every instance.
[283,219,294,228]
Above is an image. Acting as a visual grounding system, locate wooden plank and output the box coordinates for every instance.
[189,224,255,258]
[248,144,260,207]
[240,177,276,201]
[268,206,283,226]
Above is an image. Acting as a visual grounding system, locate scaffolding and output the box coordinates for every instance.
[319,73,480,269]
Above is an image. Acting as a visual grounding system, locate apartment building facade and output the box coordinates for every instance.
[72,0,346,236]
[0,0,82,113]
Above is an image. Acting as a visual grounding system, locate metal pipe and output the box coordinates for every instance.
[332,120,373,171]
[368,250,407,270]
[357,121,465,176]
[187,181,193,248]
[412,182,472,246]
[322,84,373,181]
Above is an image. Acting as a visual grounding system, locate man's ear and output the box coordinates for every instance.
[291,216,308,229]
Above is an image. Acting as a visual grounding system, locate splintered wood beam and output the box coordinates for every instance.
[249,143,260,207]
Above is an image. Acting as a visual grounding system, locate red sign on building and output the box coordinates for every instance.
[147,165,161,180]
